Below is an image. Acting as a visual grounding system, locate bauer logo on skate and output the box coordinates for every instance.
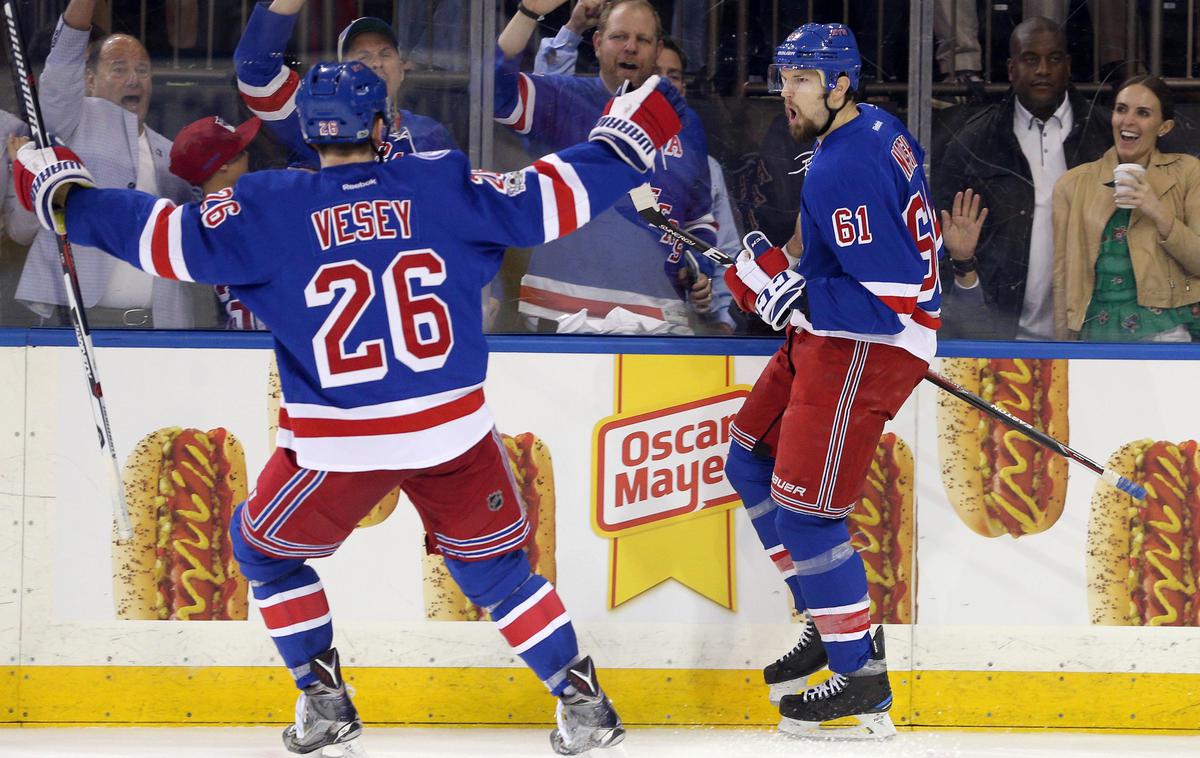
[592,389,748,537]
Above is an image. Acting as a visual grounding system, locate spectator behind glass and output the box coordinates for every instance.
[15,0,199,328]
[495,0,721,335]
[934,0,982,82]
[534,13,737,334]
[1053,76,1200,342]
[168,115,266,330]
[235,0,456,170]
[933,16,1110,341]
[1,113,35,245]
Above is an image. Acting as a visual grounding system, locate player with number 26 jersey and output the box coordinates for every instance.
[17,61,687,756]
[58,139,645,473]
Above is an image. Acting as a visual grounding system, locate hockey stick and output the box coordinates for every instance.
[3,0,132,537]
[628,183,1149,501]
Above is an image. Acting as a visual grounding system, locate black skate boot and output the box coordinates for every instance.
[764,612,828,704]
[548,656,625,755]
[281,648,368,756]
[777,626,895,740]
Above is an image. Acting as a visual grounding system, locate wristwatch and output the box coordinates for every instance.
[950,256,978,276]
[517,2,545,21]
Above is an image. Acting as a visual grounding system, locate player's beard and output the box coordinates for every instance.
[789,109,826,143]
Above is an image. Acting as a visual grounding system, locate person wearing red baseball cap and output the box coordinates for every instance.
[169,115,264,330]
[169,115,262,194]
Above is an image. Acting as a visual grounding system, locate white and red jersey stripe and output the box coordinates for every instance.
[767,544,797,578]
[529,154,591,241]
[137,199,194,282]
[517,274,690,327]
[794,307,937,365]
[808,598,871,643]
[275,383,495,472]
[238,66,301,122]
[494,582,571,655]
[256,580,333,639]
[495,72,536,135]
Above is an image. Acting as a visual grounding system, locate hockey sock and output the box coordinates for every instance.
[775,508,871,674]
[231,506,333,689]
[725,444,806,612]
[444,550,581,695]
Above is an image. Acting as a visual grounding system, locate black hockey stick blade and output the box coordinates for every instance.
[628,183,734,265]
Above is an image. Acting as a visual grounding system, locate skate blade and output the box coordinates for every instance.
[550,726,626,756]
[313,737,370,757]
[767,677,808,706]
[777,711,896,740]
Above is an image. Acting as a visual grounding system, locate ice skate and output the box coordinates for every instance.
[764,612,828,704]
[777,626,895,740]
[281,648,369,757]
[548,656,625,755]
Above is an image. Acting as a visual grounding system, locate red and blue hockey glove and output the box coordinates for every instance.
[755,268,808,331]
[13,142,95,235]
[589,74,685,173]
[723,231,792,313]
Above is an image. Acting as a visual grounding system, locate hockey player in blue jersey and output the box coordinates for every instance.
[15,60,687,757]
[235,0,456,169]
[495,0,720,332]
[721,24,942,738]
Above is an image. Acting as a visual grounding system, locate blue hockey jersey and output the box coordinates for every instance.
[793,105,942,362]
[234,1,455,169]
[62,145,644,471]
[494,52,718,326]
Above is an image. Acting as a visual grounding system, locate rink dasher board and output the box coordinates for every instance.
[2,337,1200,729]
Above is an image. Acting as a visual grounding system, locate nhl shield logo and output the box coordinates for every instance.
[487,490,504,511]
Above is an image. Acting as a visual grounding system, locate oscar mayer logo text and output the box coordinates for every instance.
[593,390,748,536]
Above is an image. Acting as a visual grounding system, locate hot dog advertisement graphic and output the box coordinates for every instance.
[1088,439,1200,626]
[936,358,1069,538]
[850,432,915,624]
[113,427,250,620]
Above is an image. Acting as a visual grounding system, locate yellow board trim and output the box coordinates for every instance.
[4,667,1200,730]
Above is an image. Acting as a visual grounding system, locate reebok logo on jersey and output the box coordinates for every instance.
[341,178,378,191]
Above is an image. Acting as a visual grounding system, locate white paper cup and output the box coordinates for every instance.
[1113,162,1146,209]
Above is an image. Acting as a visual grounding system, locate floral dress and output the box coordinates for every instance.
[1081,209,1199,341]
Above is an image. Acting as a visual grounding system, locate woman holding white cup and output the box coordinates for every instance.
[1052,75,1200,341]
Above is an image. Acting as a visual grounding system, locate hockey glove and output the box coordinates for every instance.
[755,268,808,331]
[13,142,95,235]
[589,74,685,173]
[723,231,792,313]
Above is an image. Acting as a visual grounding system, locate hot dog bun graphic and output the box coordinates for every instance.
[849,433,914,624]
[267,356,399,528]
[422,432,556,620]
[1088,439,1200,626]
[113,427,249,620]
[936,357,1069,537]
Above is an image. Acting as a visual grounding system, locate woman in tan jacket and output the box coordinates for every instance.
[1052,75,1200,341]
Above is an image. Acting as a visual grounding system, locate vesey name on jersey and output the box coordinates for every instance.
[310,199,413,251]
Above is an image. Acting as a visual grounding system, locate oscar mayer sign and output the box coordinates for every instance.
[592,388,749,608]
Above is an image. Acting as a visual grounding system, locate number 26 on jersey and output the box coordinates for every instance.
[305,249,454,388]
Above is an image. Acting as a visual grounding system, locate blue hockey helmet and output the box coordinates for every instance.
[295,61,389,144]
[769,23,861,94]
